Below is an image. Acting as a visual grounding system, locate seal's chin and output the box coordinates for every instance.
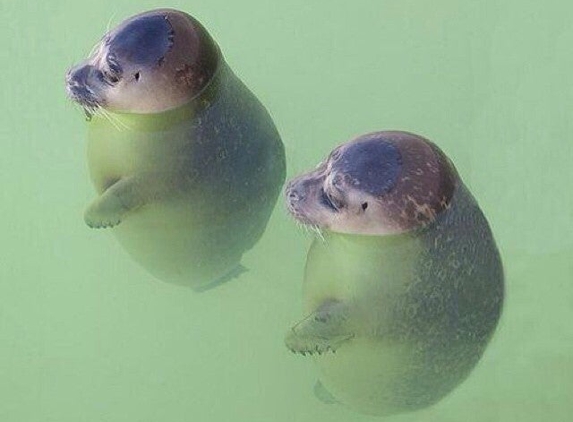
[287,206,318,227]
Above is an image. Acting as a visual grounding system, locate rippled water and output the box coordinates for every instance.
[1,1,572,421]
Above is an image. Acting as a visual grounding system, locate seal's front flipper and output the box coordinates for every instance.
[314,381,339,404]
[84,176,150,228]
[285,301,354,355]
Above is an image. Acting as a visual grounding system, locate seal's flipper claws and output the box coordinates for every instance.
[84,194,126,228]
[84,176,151,229]
[285,301,354,355]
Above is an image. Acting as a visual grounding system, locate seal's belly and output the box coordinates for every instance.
[86,129,160,192]
[85,121,243,287]
[316,339,419,416]
[112,200,243,287]
[85,110,190,192]
[303,233,421,315]
[303,234,438,415]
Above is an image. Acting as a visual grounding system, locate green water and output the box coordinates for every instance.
[2,0,572,421]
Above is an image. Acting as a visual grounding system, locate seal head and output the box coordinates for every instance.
[65,9,219,114]
[285,131,458,235]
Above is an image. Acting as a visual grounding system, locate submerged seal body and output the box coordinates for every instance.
[284,131,503,416]
[65,9,285,289]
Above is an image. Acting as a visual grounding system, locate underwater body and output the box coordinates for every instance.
[285,131,504,415]
[65,9,285,289]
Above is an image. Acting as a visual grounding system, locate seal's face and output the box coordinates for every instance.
[65,9,219,114]
[286,131,458,236]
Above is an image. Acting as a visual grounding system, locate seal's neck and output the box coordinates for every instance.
[318,229,415,251]
[87,62,229,132]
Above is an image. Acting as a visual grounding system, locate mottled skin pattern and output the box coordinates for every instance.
[65,10,285,289]
[285,132,503,416]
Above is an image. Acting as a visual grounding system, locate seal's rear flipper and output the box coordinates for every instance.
[192,264,247,292]
[314,381,339,404]
[285,301,354,355]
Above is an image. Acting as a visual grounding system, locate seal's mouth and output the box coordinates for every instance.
[285,183,311,225]
[287,205,315,226]
[285,179,332,228]
[66,83,99,108]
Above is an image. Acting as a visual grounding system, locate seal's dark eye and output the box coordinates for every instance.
[134,72,140,81]
[320,189,339,212]
[361,202,368,210]
[107,54,122,74]
[102,70,120,84]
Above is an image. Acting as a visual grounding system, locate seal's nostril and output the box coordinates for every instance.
[288,190,300,201]
[286,180,303,202]
[65,68,78,85]
[66,65,94,86]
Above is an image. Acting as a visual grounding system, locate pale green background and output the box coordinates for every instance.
[1,0,572,421]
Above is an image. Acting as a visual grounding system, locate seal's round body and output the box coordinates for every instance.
[285,131,503,416]
[65,9,285,289]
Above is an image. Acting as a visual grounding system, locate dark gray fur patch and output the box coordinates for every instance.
[335,139,402,197]
[108,15,174,66]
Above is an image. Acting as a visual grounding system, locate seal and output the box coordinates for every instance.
[65,9,285,289]
[284,131,504,416]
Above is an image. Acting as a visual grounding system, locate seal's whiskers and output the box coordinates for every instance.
[94,106,121,131]
[97,106,131,131]
[311,225,326,243]
[105,12,117,33]
[106,110,131,131]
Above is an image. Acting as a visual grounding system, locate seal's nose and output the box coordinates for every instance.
[66,64,94,87]
[65,64,104,106]
[285,180,305,203]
